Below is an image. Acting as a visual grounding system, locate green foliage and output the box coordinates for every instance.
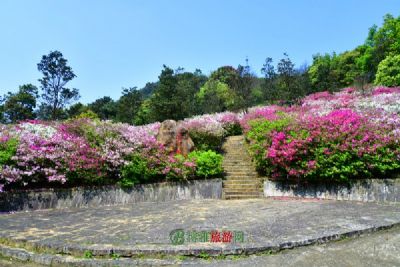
[88,96,117,120]
[37,50,80,120]
[120,153,196,186]
[235,61,257,110]
[224,122,243,136]
[0,138,18,170]
[66,102,89,118]
[189,131,224,152]
[74,110,99,120]
[261,57,278,102]
[1,84,38,123]
[261,54,310,103]
[133,99,154,125]
[197,251,211,260]
[83,251,93,259]
[148,66,182,121]
[116,87,143,124]
[308,13,400,91]
[111,253,120,260]
[374,54,400,86]
[304,142,400,183]
[197,80,236,113]
[188,150,223,178]
[120,154,158,187]
[148,66,207,122]
[245,116,292,171]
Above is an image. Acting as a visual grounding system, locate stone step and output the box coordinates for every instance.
[224,190,261,196]
[224,183,261,187]
[224,195,262,199]
[224,182,261,186]
[224,164,255,168]
[222,135,262,199]
[224,170,256,173]
[223,158,253,161]
[222,157,253,164]
[224,186,262,190]
[223,185,262,191]
[225,173,259,177]
[223,167,257,172]
[224,195,261,200]
[224,168,256,172]
[222,163,254,167]
[224,188,262,192]
[224,175,260,179]
[223,179,261,182]
[224,178,260,182]
[224,174,258,177]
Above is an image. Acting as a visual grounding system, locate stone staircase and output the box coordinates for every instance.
[222,135,263,199]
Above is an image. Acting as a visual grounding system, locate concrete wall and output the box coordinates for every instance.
[0,179,222,212]
[264,179,400,203]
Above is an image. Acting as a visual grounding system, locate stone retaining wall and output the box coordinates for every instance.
[264,179,400,203]
[0,179,222,212]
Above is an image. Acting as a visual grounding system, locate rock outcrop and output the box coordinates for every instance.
[157,120,194,156]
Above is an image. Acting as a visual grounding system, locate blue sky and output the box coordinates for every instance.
[0,0,399,103]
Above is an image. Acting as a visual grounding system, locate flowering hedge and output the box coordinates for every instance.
[244,87,400,183]
[1,86,399,190]
[0,118,226,191]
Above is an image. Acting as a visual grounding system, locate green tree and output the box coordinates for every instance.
[88,96,117,120]
[0,96,4,122]
[374,54,400,86]
[235,58,256,110]
[175,69,207,117]
[139,82,158,99]
[197,80,236,113]
[261,57,277,101]
[116,87,143,124]
[66,102,89,118]
[370,14,400,75]
[149,65,182,121]
[209,66,239,88]
[134,99,154,125]
[1,84,38,123]
[37,50,79,120]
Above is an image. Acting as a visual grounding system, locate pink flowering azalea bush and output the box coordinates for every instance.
[245,87,400,183]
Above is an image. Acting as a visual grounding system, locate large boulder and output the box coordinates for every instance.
[157,120,178,153]
[176,126,195,157]
[157,120,195,156]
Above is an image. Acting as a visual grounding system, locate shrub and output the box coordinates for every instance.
[74,110,99,120]
[120,154,158,187]
[120,151,197,187]
[188,150,223,178]
[245,115,292,172]
[223,122,242,136]
[375,54,400,87]
[0,137,18,168]
[189,131,224,152]
[246,109,400,183]
[163,154,196,181]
